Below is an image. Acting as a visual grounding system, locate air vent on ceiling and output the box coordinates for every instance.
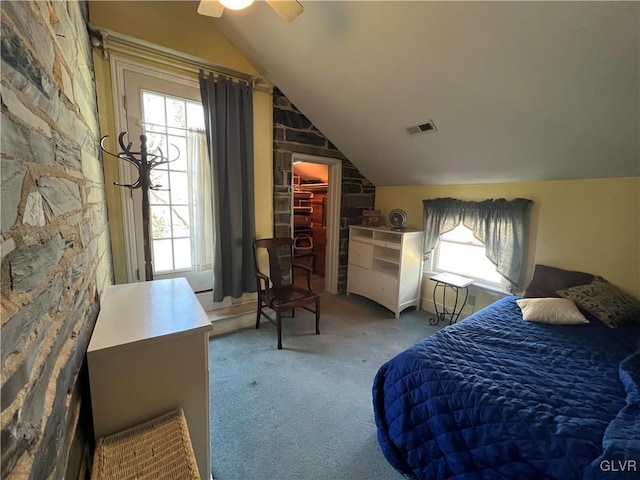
[406,120,437,136]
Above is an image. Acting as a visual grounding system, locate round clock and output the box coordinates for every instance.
[389,209,408,231]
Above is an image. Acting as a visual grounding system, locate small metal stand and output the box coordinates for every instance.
[99,132,178,281]
[429,273,474,325]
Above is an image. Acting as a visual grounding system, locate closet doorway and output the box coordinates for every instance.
[291,153,341,295]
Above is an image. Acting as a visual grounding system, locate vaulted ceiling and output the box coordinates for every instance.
[212,1,639,186]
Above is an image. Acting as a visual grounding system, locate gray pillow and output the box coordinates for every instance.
[523,264,593,298]
[557,276,640,328]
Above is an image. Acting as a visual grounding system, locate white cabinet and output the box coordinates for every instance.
[347,226,424,318]
[87,278,212,480]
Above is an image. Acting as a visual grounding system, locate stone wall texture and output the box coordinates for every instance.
[1,1,112,478]
[273,88,375,293]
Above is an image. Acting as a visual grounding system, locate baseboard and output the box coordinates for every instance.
[208,304,257,337]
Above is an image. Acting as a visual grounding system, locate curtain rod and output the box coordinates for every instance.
[87,24,272,94]
[136,120,205,135]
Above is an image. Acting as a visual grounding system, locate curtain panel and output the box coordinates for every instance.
[200,71,256,301]
[187,130,214,271]
[423,197,533,286]
[423,198,465,253]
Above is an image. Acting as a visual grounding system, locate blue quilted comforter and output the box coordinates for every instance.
[373,296,640,480]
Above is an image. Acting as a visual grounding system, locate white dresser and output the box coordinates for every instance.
[347,225,424,318]
[87,278,212,479]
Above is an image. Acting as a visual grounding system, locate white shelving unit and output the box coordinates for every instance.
[347,225,424,318]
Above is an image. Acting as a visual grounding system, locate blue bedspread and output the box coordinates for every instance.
[372,296,640,480]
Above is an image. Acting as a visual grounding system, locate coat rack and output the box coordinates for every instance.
[100,132,178,281]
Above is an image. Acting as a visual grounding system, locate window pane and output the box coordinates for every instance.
[169,171,189,204]
[186,102,204,130]
[436,241,503,283]
[173,238,192,270]
[151,154,169,171]
[167,136,187,171]
[145,123,166,134]
[150,170,169,196]
[151,206,171,239]
[167,127,184,137]
[441,224,482,244]
[153,239,174,272]
[171,206,190,237]
[150,188,170,206]
[143,92,165,125]
[145,132,168,157]
[166,98,186,128]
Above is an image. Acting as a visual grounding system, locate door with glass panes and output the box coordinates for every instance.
[123,70,214,308]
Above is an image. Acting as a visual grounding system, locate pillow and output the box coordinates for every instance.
[556,276,640,328]
[523,264,594,298]
[516,298,588,325]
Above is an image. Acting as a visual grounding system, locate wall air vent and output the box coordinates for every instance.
[406,120,437,136]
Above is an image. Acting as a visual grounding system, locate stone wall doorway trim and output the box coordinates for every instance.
[291,153,342,295]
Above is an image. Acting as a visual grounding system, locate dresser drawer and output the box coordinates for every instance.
[348,265,398,311]
[348,240,372,269]
[368,270,398,310]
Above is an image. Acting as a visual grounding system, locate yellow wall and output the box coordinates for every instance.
[88,1,258,75]
[376,177,640,308]
[89,1,273,284]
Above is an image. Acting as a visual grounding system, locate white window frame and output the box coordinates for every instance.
[425,224,510,293]
[111,55,201,283]
[140,89,204,274]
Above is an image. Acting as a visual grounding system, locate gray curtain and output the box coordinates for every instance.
[423,197,532,286]
[200,71,256,301]
[423,198,464,253]
[462,198,532,286]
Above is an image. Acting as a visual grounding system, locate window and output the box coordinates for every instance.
[432,223,503,286]
[141,91,205,274]
[120,67,209,280]
[423,197,532,289]
[118,64,214,309]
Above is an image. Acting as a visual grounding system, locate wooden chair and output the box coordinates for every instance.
[253,237,320,349]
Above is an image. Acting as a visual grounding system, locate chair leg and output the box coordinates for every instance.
[276,309,283,350]
[256,297,261,329]
[315,298,320,335]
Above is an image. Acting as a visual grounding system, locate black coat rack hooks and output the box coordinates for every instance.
[100,132,180,281]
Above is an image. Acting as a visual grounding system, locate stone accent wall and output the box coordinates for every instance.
[273,88,375,292]
[1,1,112,479]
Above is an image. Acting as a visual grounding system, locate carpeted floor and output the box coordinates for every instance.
[208,293,444,480]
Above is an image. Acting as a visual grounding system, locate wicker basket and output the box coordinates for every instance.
[91,408,199,480]
[294,233,313,254]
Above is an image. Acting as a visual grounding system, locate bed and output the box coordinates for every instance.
[372,293,640,480]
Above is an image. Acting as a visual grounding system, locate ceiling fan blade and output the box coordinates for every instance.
[265,0,303,22]
[198,0,225,18]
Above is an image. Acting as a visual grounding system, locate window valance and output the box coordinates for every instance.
[423,197,533,286]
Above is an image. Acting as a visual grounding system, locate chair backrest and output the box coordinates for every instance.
[253,238,295,288]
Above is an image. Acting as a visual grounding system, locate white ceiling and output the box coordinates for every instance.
[214,1,639,186]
